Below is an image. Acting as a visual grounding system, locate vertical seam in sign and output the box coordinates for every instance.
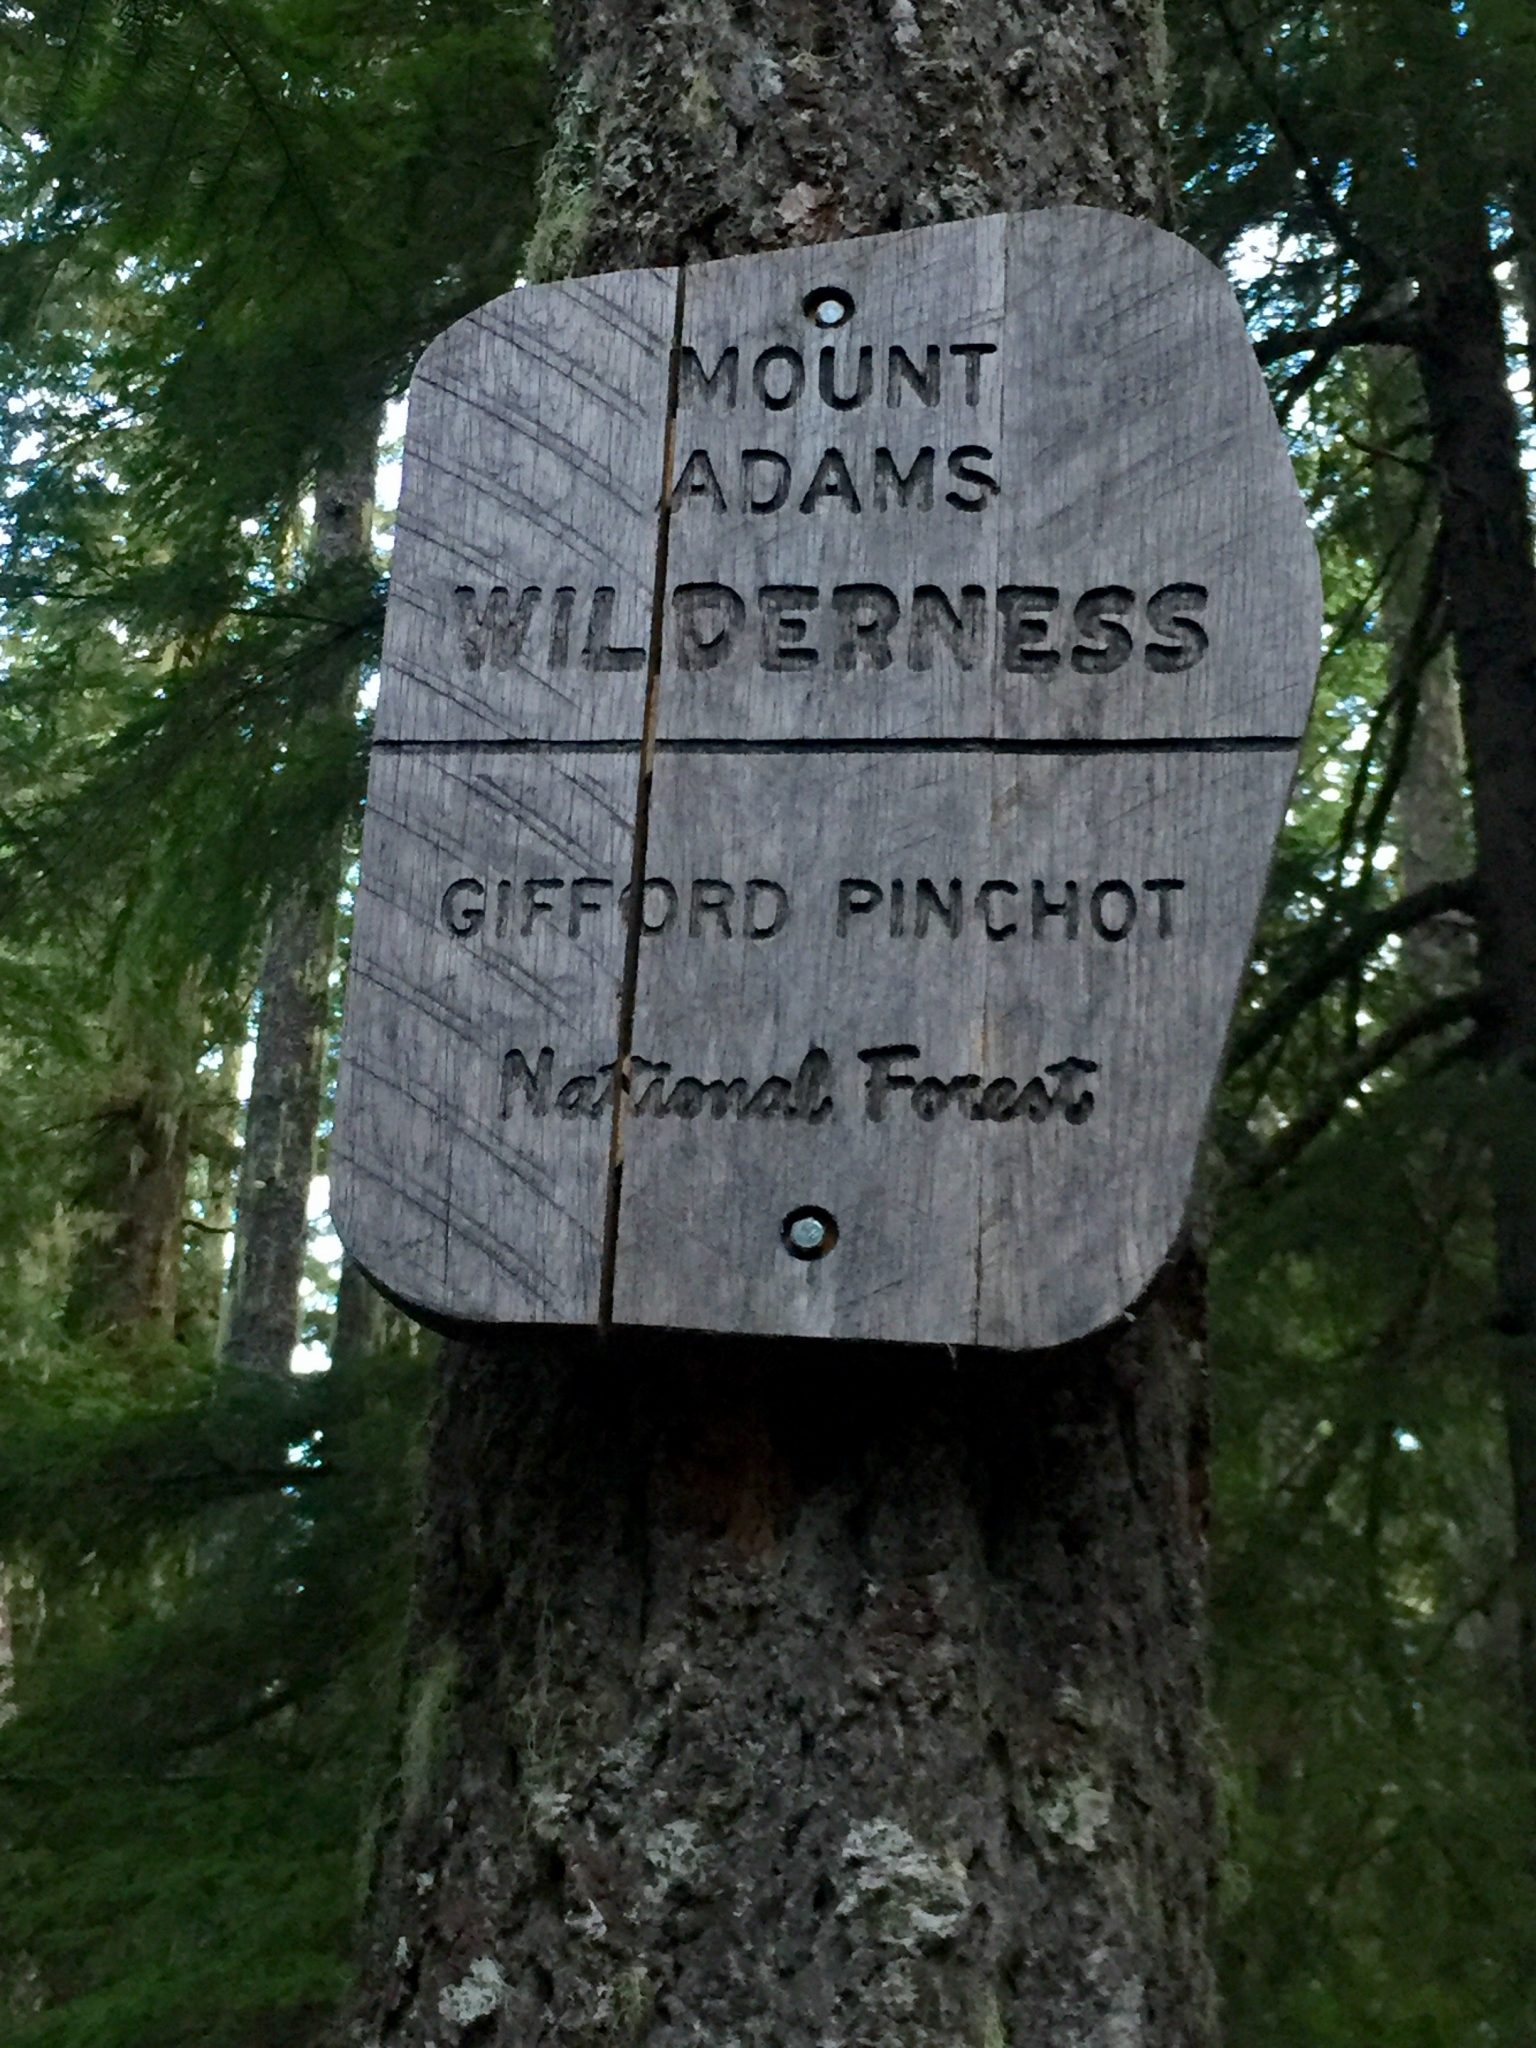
[599,265,687,1326]
[974,214,1009,1349]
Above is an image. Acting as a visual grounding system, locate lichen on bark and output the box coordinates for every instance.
[542,0,1171,277]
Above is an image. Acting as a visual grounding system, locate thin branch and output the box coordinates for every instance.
[175,1680,311,1749]
[1353,610,1449,892]
[1316,476,1433,678]
[1339,430,1434,476]
[1277,343,1347,417]
[1256,304,1424,367]
[1421,1567,1510,1670]
[1327,533,1449,1055]
[1232,989,1480,1194]
[1210,0,1397,286]
[1229,876,1477,1074]
[1325,679,1406,919]
[181,0,376,316]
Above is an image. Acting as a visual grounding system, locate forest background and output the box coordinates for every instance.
[1,2,1534,2043]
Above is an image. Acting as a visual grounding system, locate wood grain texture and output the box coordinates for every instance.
[374,266,675,744]
[611,746,1294,1347]
[331,746,635,1323]
[657,210,1316,743]
[334,208,1321,1347]
[659,214,1007,742]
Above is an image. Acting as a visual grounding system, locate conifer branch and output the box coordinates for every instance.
[1228,877,1477,1073]
[1256,303,1424,367]
[1232,989,1480,1193]
[1210,0,1398,287]
[180,0,375,315]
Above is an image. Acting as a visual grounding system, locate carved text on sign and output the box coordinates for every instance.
[499,1044,1098,1127]
[334,209,1322,1346]
[439,873,1186,942]
[677,338,999,409]
[451,580,1212,674]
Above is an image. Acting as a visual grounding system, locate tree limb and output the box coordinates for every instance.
[1232,989,1480,1194]
[1257,305,1424,367]
[1229,877,1477,1073]
[1209,0,1398,286]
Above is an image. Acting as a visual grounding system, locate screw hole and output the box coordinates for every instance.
[803,287,854,328]
[782,1205,839,1260]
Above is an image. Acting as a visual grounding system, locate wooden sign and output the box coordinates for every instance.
[333,208,1320,1350]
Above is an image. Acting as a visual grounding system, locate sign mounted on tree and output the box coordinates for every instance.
[333,208,1320,1350]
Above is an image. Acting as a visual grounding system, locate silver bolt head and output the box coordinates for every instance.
[788,1214,827,1251]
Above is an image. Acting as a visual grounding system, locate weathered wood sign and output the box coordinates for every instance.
[333,208,1321,1350]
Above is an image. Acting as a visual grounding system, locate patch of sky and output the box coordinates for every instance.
[1494,257,1536,469]
[292,1173,341,1377]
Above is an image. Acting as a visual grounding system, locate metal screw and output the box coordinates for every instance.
[803,287,854,328]
[782,1205,838,1260]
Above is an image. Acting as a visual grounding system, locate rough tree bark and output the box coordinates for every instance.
[64,970,199,1338]
[65,1083,191,1337]
[1417,215,1536,1772]
[1375,473,1469,998]
[349,8,1219,2045]
[1395,652,1469,993]
[332,1256,401,1372]
[222,409,381,1378]
[176,1035,243,1347]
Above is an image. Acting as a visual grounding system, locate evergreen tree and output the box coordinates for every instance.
[1170,2,1536,2032]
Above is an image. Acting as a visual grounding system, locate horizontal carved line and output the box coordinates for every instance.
[371,734,1304,756]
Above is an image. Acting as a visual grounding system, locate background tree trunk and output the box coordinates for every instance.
[350,8,1219,2044]
[65,1085,191,1337]
[1395,652,1469,991]
[64,970,200,1339]
[1417,215,1536,1772]
[222,409,382,1378]
[177,1034,243,1347]
[221,885,335,1376]
[332,1256,395,1372]
[1376,472,1469,998]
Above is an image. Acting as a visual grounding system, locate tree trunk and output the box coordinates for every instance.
[178,1035,243,1347]
[1395,652,1469,988]
[1378,484,1470,997]
[350,8,1218,2044]
[222,886,336,1377]
[222,410,381,1378]
[64,972,200,1339]
[65,1085,191,1337]
[1417,215,1536,1768]
[332,1256,391,1372]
